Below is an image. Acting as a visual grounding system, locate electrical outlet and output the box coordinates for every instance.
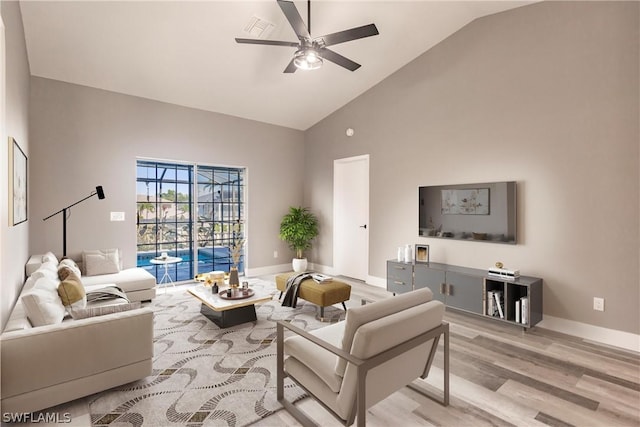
[593,297,605,312]
[273,250,278,258]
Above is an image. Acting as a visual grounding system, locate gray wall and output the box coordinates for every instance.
[28,78,304,272]
[0,1,31,330]
[305,1,639,334]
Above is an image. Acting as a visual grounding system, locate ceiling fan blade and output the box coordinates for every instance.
[277,0,310,40]
[235,38,299,47]
[283,58,298,73]
[320,48,361,72]
[318,23,379,47]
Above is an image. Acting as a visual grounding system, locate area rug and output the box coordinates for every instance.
[89,279,346,427]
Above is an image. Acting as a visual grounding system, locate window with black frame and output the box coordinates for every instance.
[196,166,245,274]
[136,160,245,283]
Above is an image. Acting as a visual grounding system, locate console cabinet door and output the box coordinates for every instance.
[414,264,446,303]
[445,271,483,314]
[386,261,413,294]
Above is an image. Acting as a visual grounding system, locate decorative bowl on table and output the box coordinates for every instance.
[218,288,254,300]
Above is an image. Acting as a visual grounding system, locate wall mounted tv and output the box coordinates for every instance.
[419,181,517,244]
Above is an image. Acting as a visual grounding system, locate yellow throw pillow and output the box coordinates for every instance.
[57,266,73,280]
[57,271,86,308]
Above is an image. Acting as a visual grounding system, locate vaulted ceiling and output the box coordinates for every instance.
[20,1,533,130]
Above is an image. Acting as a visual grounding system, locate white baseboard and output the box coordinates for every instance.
[245,263,292,277]
[366,276,386,288]
[310,264,387,289]
[538,315,640,353]
[308,263,334,275]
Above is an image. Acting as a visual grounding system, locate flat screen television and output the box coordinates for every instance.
[419,181,517,244]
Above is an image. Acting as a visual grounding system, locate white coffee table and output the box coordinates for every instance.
[188,284,274,328]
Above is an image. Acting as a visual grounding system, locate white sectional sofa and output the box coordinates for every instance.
[0,252,157,414]
[25,251,157,303]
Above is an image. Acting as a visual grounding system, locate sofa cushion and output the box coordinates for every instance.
[23,268,57,293]
[25,255,44,277]
[284,321,345,393]
[57,270,87,311]
[335,287,433,376]
[80,268,156,293]
[83,249,120,276]
[21,277,66,327]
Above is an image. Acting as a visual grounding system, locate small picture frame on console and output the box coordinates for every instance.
[415,244,430,264]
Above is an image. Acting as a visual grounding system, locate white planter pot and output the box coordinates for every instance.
[292,258,308,273]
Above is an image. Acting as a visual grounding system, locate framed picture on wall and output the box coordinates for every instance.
[8,137,27,226]
[441,188,490,215]
[415,244,429,264]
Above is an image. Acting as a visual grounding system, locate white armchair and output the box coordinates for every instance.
[277,287,449,427]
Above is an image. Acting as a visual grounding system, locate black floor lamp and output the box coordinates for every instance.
[43,186,106,256]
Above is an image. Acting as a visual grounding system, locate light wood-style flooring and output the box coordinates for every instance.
[15,276,639,426]
[256,276,640,427]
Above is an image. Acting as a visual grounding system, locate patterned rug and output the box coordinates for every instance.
[89,279,346,426]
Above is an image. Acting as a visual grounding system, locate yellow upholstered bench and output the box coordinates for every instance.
[275,272,351,319]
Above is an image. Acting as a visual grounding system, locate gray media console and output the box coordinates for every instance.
[387,260,543,328]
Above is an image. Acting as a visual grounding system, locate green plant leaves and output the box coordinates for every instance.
[279,206,319,259]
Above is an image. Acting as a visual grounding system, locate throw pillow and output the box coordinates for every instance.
[22,273,40,292]
[21,276,66,327]
[40,260,59,274]
[42,251,59,265]
[59,257,82,278]
[70,302,141,320]
[57,271,87,311]
[24,266,61,292]
[82,249,120,276]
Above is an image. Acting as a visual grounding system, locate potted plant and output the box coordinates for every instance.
[279,206,319,272]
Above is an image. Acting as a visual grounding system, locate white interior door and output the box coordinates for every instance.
[333,155,369,281]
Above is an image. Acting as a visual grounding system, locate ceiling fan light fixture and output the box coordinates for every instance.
[294,48,323,70]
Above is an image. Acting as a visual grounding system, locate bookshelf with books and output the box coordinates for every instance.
[388,260,543,329]
[483,276,542,328]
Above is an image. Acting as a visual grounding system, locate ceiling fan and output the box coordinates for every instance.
[235,0,379,73]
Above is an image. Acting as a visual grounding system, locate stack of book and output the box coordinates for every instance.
[515,297,528,324]
[487,290,504,319]
[311,273,333,284]
[488,267,520,280]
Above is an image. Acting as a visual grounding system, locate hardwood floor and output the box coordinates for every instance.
[255,276,640,427]
[14,276,639,426]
